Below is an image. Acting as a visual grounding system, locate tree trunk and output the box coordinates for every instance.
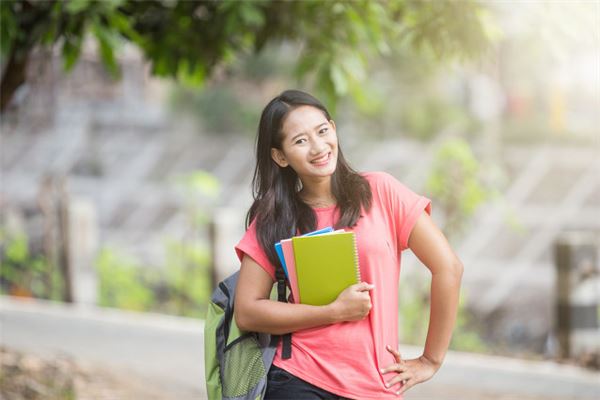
[58,177,73,303]
[0,47,29,113]
[0,0,55,114]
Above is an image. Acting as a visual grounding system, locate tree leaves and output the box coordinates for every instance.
[2,0,495,113]
[91,19,120,78]
[426,138,492,239]
[62,20,85,72]
[0,1,19,57]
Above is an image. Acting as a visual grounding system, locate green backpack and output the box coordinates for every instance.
[204,269,291,400]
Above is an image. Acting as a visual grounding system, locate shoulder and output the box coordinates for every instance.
[360,171,422,201]
[360,171,400,190]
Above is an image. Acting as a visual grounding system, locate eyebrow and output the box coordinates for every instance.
[290,122,328,143]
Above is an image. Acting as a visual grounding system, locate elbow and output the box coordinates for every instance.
[234,307,252,332]
[452,258,464,281]
[431,257,463,281]
[235,298,264,332]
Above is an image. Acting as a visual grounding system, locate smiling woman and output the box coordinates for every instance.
[247,90,372,241]
[233,89,464,399]
[270,105,339,208]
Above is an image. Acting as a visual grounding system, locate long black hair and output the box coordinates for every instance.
[246,90,372,270]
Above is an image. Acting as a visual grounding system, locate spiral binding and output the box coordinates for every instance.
[352,232,361,283]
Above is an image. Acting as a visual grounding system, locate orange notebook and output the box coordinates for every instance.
[280,239,300,303]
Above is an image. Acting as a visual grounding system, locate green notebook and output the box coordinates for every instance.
[291,231,361,306]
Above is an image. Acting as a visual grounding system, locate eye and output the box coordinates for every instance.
[318,127,328,135]
[294,138,307,145]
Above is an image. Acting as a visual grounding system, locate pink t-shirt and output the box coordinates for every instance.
[235,171,431,399]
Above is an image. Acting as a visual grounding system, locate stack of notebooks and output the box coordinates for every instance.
[274,227,361,306]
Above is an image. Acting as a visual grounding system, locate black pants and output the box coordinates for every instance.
[265,364,352,400]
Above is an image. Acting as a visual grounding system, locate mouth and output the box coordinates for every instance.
[311,152,331,167]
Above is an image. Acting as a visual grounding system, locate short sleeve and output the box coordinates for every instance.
[375,172,432,252]
[235,219,277,282]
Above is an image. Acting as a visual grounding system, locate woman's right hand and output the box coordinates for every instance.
[329,282,374,322]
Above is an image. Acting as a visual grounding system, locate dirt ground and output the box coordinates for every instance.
[0,347,172,400]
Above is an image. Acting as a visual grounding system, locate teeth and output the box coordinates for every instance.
[312,154,328,163]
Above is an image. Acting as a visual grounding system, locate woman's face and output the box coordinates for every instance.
[271,105,338,181]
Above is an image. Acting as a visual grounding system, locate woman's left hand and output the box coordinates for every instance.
[380,345,439,396]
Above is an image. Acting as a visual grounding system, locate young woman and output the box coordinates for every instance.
[234,90,463,399]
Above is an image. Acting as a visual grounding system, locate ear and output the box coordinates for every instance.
[329,119,336,131]
[271,148,289,168]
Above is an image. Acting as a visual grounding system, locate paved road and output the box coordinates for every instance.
[1,297,205,398]
[1,296,598,399]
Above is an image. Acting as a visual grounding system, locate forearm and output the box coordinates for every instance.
[235,299,338,335]
[422,263,463,368]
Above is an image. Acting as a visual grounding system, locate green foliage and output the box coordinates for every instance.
[169,43,292,134]
[94,234,212,317]
[173,169,221,225]
[0,169,219,316]
[399,273,486,353]
[90,18,120,77]
[162,169,219,316]
[95,247,155,311]
[0,0,131,79]
[344,34,480,140]
[95,169,219,317]
[1,0,495,113]
[0,228,64,300]
[0,2,18,59]
[426,138,494,240]
[399,275,429,343]
[399,0,499,61]
[175,170,220,200]
[170,85,261,135]
[450,293,487,352]
[1,231,29,286]
[161,238,211,318]
[400,98,474,141]
[237,44,291,83]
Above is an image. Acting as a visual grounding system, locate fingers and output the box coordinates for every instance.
[380,348,436,396]
[355,281,375,291]
[379,362,408,375]
[396,378,416,395]
[356,282,375,292]
[384,372,411,389]
[379,346,412,395]
[386,344,403,363]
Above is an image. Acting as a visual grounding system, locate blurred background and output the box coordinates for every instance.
[1,0,599,399]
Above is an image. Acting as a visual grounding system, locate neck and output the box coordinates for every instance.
[299,176,336,207]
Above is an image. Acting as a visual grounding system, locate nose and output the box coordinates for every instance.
[310,137,329,155]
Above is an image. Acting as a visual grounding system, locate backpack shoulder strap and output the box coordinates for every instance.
[275,265,292,359]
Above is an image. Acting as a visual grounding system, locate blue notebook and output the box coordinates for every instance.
[274,226,334,278]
